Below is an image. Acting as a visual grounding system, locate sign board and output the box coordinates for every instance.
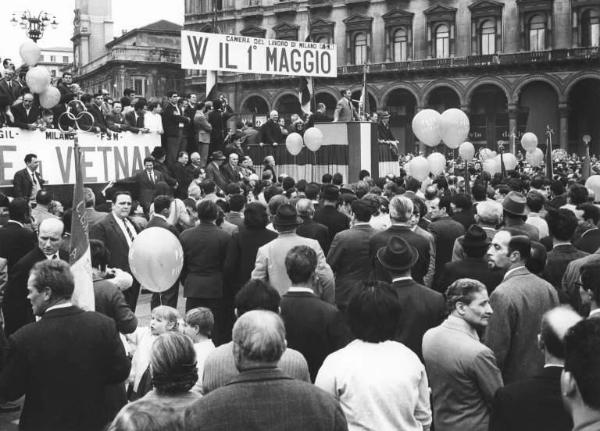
[0,128,160,186]
[181,30,337,78]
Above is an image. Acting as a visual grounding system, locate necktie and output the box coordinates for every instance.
[31,172,37,185]
[148,171,154,184]
[136,115,143,128]
[123,219,136,243]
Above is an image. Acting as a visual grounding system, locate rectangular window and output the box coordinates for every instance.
[529,29,545,51]
[481,33,495,55]
[591,23,600,47]
[133,78,145,96]
[50,55,56,62]
[436,36,449,58]
[62,56,69,63]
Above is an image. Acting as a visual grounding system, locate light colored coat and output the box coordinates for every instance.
[484,266,559,384]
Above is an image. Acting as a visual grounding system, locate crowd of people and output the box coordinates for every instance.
[2,63,600,431]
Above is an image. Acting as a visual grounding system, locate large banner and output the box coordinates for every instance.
[181,30,337,78]
[0,128,160,186]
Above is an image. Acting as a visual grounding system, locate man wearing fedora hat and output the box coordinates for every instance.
[502,191,540,241]
[436,225,505,294]
[485,231,559,384]
[252,204,335,303]
[205,151,228,192]
[377,235,445,360]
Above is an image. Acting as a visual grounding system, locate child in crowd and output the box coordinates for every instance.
[127,305,180,400]
[181,307,216,394]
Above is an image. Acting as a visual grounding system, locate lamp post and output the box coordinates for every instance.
[10,10,58,42]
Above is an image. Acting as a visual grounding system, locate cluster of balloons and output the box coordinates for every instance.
[521,132,543,167]
[479,151,519,175]
[412,108,470,149]
[19,40,61,110]
[285,127,324,156]
[129,228,184,293]
[403,152,448,182]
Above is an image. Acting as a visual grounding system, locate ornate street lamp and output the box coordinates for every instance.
[10,10,58,42]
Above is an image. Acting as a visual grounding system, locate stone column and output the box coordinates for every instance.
[559,102,569,150]
[508,103,518,153]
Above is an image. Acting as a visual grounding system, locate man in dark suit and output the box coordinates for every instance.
[124,98,150,134]
[205,150,228,191]
[162,91,189,164]
[147,195,180,310]
[207,97,233,154]
[377,235,445,360]
[327,199,376,311]
[280,246,352,381]
[3,218,68,336]
[428,194,466,285]
[171,151,192,199]
[370,196,431,284]
[89,93,109,133]
[0,70,21,105]
[116,157,165,212]
[12,153,44,201]
[543,208,588,291]
[11,92,40,130]
[83,187,108,227]
[90,191,141,311]
[490,307,581,431]
[296,198,331,255]
[314,184,350,245]
[186,310,347,431]
[179,200,231,345]
[0,198,37,271]
[0,259,131,431]
[105,101,128,132]
[220,152,242,184]
[333,89,358,122]
[259,110,284,146]
[435,225,505,294]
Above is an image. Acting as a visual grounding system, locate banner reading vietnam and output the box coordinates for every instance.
[0,128,160,186]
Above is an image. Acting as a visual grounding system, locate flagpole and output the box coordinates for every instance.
[545,125,554,179]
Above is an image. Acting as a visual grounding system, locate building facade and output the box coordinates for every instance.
[71,0,184,99]
[183,0,600,156]
[37,47,73,80]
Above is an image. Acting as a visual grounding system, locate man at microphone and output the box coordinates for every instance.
[333,89,359,122]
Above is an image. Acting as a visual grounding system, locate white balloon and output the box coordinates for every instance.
[585,175,600,202]
[526,148,544,167]
[26,66,51,94]
[285,133,304,156]
[483,158,498,175]
[521,132,538,153]
[479,148,497,161]
[304,127,324,152]
[412,109,441,147]
[440,109,470,149]
[427,152,446,176]
[408,156,430,182]
[39,86,61,109]
[19,40,41,67]
[497,153,518,171]
[459,142,475,160]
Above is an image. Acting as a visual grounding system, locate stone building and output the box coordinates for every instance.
[184,0,600,156]
[37,47,73,81]
[71,0,184,99]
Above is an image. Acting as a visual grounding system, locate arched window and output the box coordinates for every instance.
[393,28,408,61]
[435,24,450,58]
[582,9,600,47]
[354,32,367,64]
[481,20,496,55]
[529,15,546,51]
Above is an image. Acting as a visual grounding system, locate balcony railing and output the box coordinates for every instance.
[308,0,333,8]
[273,1,297,14]
[78,47,180,76]
[241,5,264,18]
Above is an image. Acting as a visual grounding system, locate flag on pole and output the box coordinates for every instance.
[582,135,592,180]
[545,126,554,179]
[359,64,369,120]
[298,13,314,115]
[206,70,218,102]
[69,138,94,311]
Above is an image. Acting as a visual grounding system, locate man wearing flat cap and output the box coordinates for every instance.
[377,235,445,360]
[252,204,334,303]
[205,151,228,191]
[502,191,540,241]
[436,225,505,294]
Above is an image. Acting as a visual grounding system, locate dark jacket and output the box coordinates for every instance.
[93,278,138,335]
[369,225,431,284]
[326,223,376,310]
[223,226,278,292]
[314,206,350,245]
[429,216,466,284]
[162,103,188,137]
[185,368,348,431]
[88,104,108,133]
[392,278,446,360]
[179,223,231,299]
[89,214,141,274]
[11,104,40,129]
[0,221,37,269]
[574,228,600,254]
[2,248,69,336]
[281,291,352,381]
[12,168,44,199]
[435,257,505,294]
[0,306,131,431]
[543,244,588,291]
[297,217,331,255]
[490,366,572,431]
[259,119,284,145]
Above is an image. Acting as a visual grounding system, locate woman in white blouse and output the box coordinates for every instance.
[145,100,164,134]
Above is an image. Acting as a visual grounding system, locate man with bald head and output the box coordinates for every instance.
[3,218,68,335]
[490,307,581,431]
[186,310,348,431]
